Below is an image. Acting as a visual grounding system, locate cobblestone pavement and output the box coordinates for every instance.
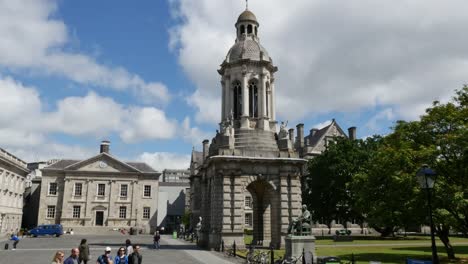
[0,234,239,264]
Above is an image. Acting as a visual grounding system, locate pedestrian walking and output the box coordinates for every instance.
[114,247,128,264]
[51,251,65,264]
[64,248,80,264]
[125,239,133,256]
[97,246,113,264]
[153,231,160,249]
[10,234,19,250]
[128,245,142,264]
[78,239,90,264]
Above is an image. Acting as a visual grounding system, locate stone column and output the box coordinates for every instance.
[271,78,276,121]
[108,180,113,226]
[259,74,270,130]
[225,76,231,119]
[85,180,93,226]
[221,80,226,120]
[241,73,250,128]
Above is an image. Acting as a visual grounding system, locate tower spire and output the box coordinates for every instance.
[245,0,248,10]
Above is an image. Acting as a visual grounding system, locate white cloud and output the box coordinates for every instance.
[366,108,395,131]
[169,0,468,125]
[0,0,170,105]
[6,143,95,163]
[181,117,211,145]
[120,107,178,143]
[138,152,191,171]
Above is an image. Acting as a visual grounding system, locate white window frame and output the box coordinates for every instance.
[97,183,106,196]
[120,184,128,198]
[143,185,151,197]
[245,196,252,208]
[48,182,58,196]
[47,205,56,218]
[74,182,83,196]
[143,207,150,219]
[72,205,81,218]
[119,206,127,219]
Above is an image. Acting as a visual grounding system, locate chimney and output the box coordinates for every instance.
[310,128,319,137]
[296,123,304,148]
[202,139,209,160]
[288,128,295,144]
[348,127,357,140]
[100,140,110,154]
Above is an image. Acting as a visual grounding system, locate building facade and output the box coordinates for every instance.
[37,141,160,233]
[157,169,190,232]
[0,148,29,236]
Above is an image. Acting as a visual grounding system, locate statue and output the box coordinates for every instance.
[279,120,289,139]
[288,204,312,236]
[220,109,235,136]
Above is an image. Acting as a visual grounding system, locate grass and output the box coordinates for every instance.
[241,235,468,264]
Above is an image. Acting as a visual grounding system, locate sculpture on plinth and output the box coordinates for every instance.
[288,204,312,236]
[279,121,289,139]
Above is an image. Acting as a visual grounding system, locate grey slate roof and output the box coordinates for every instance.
[45,159,157,173]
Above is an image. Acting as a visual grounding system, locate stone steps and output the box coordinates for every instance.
[233,129,278,150]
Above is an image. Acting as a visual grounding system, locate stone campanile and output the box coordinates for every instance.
[218,9,277,132]
[190,7,305,250]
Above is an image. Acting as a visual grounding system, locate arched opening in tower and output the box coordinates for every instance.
[248,80,258,118]
[233,81,242,119]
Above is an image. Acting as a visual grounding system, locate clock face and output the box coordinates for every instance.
[99,161,108,168]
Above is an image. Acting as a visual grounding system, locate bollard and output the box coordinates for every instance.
[351,253,355,264]
[233,241,236,257]
[221,240,224,252]
[270,243,274,264]
[302,248,306,264]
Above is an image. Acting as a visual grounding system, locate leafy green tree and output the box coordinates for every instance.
[304,136,380,232]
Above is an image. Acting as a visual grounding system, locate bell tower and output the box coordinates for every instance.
[218,8,278,132]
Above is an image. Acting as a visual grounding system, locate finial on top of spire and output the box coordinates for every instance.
[245,0,249,10]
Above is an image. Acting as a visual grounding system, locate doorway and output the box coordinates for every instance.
[95,211,104,226]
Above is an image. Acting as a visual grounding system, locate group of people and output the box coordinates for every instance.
[51,239,143,264]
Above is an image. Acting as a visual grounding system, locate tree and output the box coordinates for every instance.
[304,136,380,232]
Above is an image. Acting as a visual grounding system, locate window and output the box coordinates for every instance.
[120,184,128,198]
[248,80,258,118]
[97,184,105,196]
[73,206,81,218]
[233,81,242,119]
[247,24,253,34]
[48,182,57,195]
[119,206,127,219]
[143,185,151,197]
[143,207,150,219]
[240,25,245,34]
[245,213,252,226]
[245,196,252,208]
[74,183,82,196]
[265,82,270,117]
[47,206,56,218]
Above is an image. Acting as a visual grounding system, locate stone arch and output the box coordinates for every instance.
[240,24,246,35]
[248,78,259,118]
[245,178,280,246]
[232,80,242,119]
[247,24,253,34]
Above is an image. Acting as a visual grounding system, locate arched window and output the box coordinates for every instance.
[233,81,242,119]
[240,25,245,35]
[247,24,253,34]
[248,80,258,118]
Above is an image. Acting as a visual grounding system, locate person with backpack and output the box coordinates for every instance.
[128,245,142,264]
[96,247,113,264]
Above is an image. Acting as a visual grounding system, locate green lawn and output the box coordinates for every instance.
[241,235,468,263]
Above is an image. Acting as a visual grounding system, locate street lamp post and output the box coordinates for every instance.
[416,165,439,264]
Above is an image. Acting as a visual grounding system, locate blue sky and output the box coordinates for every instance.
[1,0,467,170]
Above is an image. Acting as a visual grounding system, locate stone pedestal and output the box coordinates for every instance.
[278,138,292,151]
[285,235,316,263]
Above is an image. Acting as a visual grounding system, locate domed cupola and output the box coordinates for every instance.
[218,7,278,134]
[224,9,272,64]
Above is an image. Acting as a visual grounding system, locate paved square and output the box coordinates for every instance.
[0,234,239,264]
